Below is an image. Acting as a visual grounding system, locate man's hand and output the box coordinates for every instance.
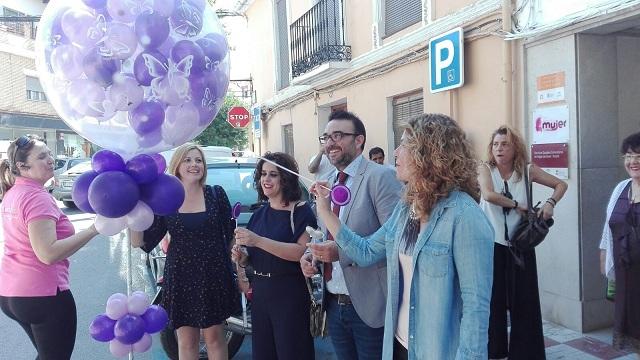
[307,241,339,263]
[300,252,318,278]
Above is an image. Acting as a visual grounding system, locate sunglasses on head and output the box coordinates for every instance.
[15,135,30,149]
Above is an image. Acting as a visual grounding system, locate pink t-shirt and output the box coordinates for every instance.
[0,177,75,296]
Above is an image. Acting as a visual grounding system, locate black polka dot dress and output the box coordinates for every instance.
[142,185,239,328]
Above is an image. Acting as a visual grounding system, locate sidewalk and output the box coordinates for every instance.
[543,320,637,359]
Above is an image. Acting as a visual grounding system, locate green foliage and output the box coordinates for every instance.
[194,95,249,149]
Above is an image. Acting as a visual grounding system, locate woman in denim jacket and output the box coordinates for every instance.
[309,113,494,359]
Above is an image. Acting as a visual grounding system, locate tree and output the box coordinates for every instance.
[195,95,249,149]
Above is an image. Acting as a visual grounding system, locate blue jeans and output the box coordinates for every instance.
[326,295,384,360]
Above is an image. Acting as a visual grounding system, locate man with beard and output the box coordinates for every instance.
[301,110,402,360]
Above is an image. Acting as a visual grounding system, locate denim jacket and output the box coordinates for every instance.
[335,190,494,359]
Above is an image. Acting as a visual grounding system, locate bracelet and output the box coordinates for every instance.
[238,263,247,269]
[546,197,557,207]
[545,199,555,208]
[513,200,518,209]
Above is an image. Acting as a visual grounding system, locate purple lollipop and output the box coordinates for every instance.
[231,202,242,220]
[331,184,351,206]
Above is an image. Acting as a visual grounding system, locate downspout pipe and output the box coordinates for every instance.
[502,0,514,127]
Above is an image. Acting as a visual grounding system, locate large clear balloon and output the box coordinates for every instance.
[35,0,230,157]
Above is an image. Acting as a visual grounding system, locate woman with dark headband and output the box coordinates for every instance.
[600,132,640,355]
[0,135,98,359]
[478,125,567,359]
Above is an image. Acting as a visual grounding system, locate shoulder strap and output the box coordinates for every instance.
[289,201,306,234]
[525,164,533,210]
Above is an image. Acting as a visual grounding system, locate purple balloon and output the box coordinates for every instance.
[162,103,199,146]
[106,0,137,23]
[92,150,126,173]
[83,0,107,9]
[129,101,165,136]
[50,8,71,46]
[103,22,138,60]
[141,305,168,334]
[83,48,120,86]
[196,33,228,63]
[114,314,145,345]
[67,80,107,117]
[190,69,227,125]
[171,40,205,76]
[72,170,99,213]
[50,44,84,80]
[140,174,185,215]
[88,171,140,218]
[61,8,103,49]
[135,12,169,49]
[90,314,116,342]
[107,75,144,111]
[126,154,159,184]
[133,50,168,86]
[153,0,176,17]
[170,0,204,37]
[136,128,162,148]
[150,153,167,174]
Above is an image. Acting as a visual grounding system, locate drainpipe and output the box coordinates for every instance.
[502,0,514,127]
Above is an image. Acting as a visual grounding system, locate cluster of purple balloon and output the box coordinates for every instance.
[36,0,230,155]
[90,291,168,357]
[71,149,184,235]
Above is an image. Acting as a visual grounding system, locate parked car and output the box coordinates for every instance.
[46,157,90,193]
[148,157,312,360]
[52,161,92,208]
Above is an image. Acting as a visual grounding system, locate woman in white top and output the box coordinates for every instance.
[478,125,567,360]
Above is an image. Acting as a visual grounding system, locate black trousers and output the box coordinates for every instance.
[488,243,546,360]
[0,289,77,360]
[251,275,314,360]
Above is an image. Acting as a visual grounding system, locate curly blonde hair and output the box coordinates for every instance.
[401,114,480,217]
[485,125,528,181]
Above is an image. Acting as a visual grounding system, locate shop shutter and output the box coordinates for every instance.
[392,93,423,148]
[283,124,295,156]
[275,0,290,90]
[384,0,421,37]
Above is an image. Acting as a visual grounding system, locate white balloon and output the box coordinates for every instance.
[127,290,151,315]
[95,214,127,236]
[125,201,154,231]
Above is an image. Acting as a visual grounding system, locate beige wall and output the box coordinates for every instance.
[246,0,277,103]
[344,1,374,58]
[432,0,477,20]
[261,34,508,178]
[0,52,58,117]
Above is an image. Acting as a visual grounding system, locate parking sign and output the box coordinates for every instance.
[429,28,464,93]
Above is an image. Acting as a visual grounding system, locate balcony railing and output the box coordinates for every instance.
[290,0,351,78]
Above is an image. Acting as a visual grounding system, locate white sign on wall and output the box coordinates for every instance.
[532,105,570,144]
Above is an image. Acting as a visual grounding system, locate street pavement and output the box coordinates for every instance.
[0,201,336,360]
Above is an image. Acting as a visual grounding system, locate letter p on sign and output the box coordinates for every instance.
[429,28,464,93]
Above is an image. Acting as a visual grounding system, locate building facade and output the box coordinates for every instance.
[237,0,640,332]
[0,0,91,159]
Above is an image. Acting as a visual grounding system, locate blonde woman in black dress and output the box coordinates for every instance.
[131,143,238,360]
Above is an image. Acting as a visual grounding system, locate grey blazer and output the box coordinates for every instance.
[326,158,402,328]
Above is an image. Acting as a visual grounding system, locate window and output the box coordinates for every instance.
[2,7,25,37]
[283,124,294,156]
[384,0,421,37]
[392,92,423,148]
[275,0,290,90]
[26,76,47,102]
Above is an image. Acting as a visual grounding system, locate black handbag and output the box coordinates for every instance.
[503,165,554,266]
[511,164,554,251]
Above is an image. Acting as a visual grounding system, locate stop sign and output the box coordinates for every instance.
[227,107,251,128]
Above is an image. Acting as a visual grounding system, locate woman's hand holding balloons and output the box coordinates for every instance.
[231,244,248,266]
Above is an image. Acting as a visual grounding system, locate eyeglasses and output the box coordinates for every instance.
[622,154,640,162]
[318,131,359,144]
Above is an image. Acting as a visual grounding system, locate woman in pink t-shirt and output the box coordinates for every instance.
[0,135,98,359]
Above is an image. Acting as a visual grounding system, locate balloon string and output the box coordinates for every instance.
[258,157,332,192]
